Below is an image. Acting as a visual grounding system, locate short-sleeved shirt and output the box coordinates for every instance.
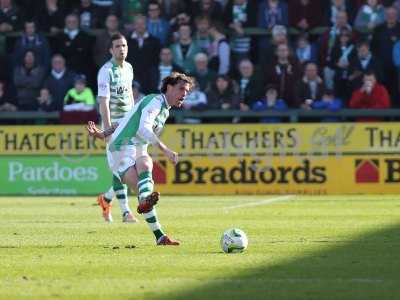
[97,58,134,121]
[109,93,170,151]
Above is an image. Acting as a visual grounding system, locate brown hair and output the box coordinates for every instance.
[109,33,126,49]
[160,72,194,93]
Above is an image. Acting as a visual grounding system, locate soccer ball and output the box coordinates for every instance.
[220,228,248,253]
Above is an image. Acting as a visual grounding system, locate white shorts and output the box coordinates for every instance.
[106,144,148,179]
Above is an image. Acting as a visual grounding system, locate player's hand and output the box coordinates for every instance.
[86,121,105,139]
[163,148,179,165]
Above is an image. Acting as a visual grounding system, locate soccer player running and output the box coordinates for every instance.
[87,72,193,245]
[97,33,137,223]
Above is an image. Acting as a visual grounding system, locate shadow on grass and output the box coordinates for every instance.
[151,224,400,300]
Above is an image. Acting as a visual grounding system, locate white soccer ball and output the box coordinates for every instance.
[220,228,248,253]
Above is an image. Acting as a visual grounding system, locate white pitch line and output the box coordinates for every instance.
[224,195,296,211]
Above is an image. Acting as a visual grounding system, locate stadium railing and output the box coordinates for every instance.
[0,109,399,124]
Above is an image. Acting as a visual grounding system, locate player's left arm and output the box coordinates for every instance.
[137,100,178,165]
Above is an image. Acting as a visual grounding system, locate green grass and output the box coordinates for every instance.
[1,195,400,300]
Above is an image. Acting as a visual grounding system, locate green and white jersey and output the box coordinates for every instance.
[109,93,170,151]
[97,58,134,121]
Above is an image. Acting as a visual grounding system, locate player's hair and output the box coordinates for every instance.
[109,33,126,49]
[160,72,194,93]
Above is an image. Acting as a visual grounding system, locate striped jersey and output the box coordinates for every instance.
[109,94,170,151]
[97,58,134,121]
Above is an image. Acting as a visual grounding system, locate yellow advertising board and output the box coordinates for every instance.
[152,156,400,195]
[0,123,399,194]
[0,123,399,156]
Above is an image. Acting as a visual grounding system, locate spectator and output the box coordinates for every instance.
[169,12,192,43]
[208,21,230,75]
[91,0,115,22]
[170,24,202,74]
[132,80,144,102]
[13,50,46,111]
[0,80,17,112]
[64,74,95,111]
[288,0,323,32]
[251,84,288,123]
[93,14,122,68]
[206,74,240,110]
[266,44,301,107]
[0,0,20,32]
[35,0,65,34]
[372,6,400,102]
[193,15,212,53]
[296,62,325,107]
[319,10,352,74]
[54,13,94,86]
[73,0,99,30]
[330,28,356,101]
[308,89,343,122]
[323,0,355,26]
[146,1,170,46]
[295,33,318,65]
[182,79,208,123]
[260,25,289,69]
[349,72,391,121]
[190,53,217,92]
[126,15,161,93]
[236,59,262,110]
[159,0,188,21]
[258,0,288,30]
[115,0,146,31]
[37,88,53,112]
[354,0,385,33]
[224,0,257,64]
[153,47,184,91]
[13,20,51,71]
[349,40,382,92]
[193,0,223,21]
[43,54,76,111]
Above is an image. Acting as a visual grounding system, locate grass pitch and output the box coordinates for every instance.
[0,195,400,300]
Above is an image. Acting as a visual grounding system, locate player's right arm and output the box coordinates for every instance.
[97,67,112,130]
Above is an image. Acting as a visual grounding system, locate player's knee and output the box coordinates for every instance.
[136,155,153,173]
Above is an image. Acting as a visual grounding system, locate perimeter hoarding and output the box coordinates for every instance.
[0,124,399,195]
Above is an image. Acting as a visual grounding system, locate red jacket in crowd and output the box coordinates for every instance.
[349,83,391,121]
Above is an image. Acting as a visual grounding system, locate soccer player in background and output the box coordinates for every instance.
[87,72,194,245]
[96,33,137,223]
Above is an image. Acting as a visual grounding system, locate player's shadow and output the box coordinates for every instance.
[147,223,400,300]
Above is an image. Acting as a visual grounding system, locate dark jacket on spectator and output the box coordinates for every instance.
[295,76,325,104]
[43,69,76,111]
[35,5,65,33]
[127,32,161,94]
[13,65,46,110]
[237,75,263,107]
[288,0,322,30]
[265,60,301,107]
[54,30,94,78]
[13,34,52,70]
[206,80,240,110]
[348,55,382,91]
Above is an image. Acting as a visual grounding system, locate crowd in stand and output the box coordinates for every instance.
[0,0,399,123]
